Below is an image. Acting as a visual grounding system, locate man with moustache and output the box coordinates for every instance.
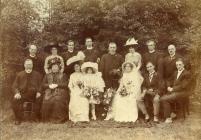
[160,59,191,123]
[163,45,182,85]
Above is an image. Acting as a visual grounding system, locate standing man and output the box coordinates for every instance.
[100,42,124,89]
[99,42,124,120]
[62,40,78,78]
[160,59,191,123]
[82,37,100,63]
[143,39,164,77]
[163,45,182,84]
[12,59,42,125]
[25,44,44,74]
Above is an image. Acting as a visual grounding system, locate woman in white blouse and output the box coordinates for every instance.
[44,42,64,74]
[124,37,142,70]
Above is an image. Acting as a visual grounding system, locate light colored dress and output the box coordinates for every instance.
[125,52,142,70]
[82,72,105,104]
[112,67,143,122]
[68,72,89,122]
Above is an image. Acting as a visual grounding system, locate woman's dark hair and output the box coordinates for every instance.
[123,63,134,70]
[146,61,155,67]
[85,67,95,74]
[51,63,61,70]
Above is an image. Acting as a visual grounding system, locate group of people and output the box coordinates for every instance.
[11,37,192,125]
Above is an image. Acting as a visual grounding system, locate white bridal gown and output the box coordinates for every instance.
[113,68,143,122]
[68,72,89,122]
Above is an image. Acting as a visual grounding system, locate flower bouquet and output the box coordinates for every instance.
[103,88,116,105]
[118,85,133,97]
[82,86,99,99]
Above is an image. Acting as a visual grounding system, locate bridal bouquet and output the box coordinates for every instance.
[103,88,116,105]
[82,86,99,99]
[119,84,133,97]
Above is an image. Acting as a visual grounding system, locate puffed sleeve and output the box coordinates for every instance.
[59,56,65,73]
[68,74,74,90]
[44,56,50,74]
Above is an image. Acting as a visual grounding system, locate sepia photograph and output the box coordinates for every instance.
[0,0,201,140]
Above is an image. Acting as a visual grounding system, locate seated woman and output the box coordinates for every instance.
[68,56,90,123]
[44,42,64,74]
[138,62,164,123]
[41,58,68,123]
[112,61,143,122]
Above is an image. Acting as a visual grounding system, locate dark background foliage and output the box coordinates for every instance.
[0,0,201,104]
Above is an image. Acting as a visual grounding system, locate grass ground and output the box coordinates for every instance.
[1,100,201,140]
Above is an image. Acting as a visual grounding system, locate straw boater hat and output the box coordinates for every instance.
[44,42,63,53]
[81,62,98,73]
[122,61,135,71]
[124,37,138,46]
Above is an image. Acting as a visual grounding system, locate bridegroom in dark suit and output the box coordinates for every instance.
[138,62,164,122]
[160,58,191,123]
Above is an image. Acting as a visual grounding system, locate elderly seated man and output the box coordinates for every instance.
[12,59,42,125]
[160,58,191,123]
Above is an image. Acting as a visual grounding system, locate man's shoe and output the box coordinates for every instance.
[165,118,172,123]
[145,114,150,122]
[170,112,177,119]
[153,116,159,123]
[14,120,21,125]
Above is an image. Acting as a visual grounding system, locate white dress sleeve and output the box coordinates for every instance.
[95,72,105,92]
[44,56,50,74]
[68,74,74,91]
[59,56,65,73]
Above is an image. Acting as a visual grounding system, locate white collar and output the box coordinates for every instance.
[149,71,155,75]
[149,50,155,53]
[178,68,184,73]
[87,46,93,50]
[25,69,32,73]
[170,54,176,58]
[30,54,36,58]
[68,50,74,53]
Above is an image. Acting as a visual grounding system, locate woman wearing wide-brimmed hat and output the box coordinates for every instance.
[124,37,142,70]
[111,61,143,122]
[44,42,65,74]
[81,62,105,120]
[41,59,68,123]
[68,55,90,123]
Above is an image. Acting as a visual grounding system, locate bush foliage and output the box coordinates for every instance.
[0,0,201,101]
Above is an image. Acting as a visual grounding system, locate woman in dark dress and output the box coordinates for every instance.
[41,58,68,123]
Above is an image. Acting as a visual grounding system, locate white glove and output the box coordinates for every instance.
[14,93,21,100]
[49,84,58,89]
[36,92,41,98]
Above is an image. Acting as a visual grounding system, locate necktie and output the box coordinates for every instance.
[149,73,154,82]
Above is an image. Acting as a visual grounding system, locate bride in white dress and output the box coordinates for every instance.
[112,61,143,122]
